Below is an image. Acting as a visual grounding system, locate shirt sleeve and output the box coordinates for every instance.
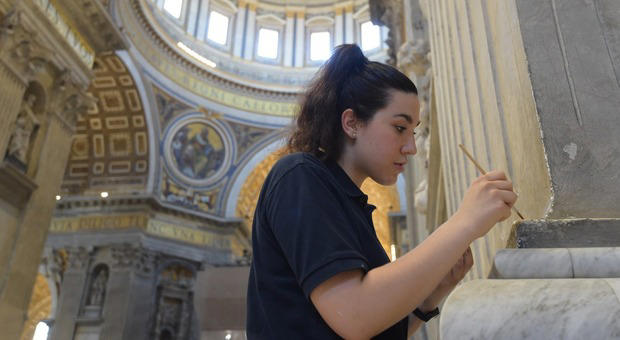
[265,163,370,298]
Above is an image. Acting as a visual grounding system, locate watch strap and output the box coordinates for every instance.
[413,307,440,322]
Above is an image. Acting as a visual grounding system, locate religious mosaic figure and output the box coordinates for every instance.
[6,94,39,166]
[170,123,224,180]
[87,267,108,306]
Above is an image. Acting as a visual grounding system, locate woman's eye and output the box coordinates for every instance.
[395,126,406,133]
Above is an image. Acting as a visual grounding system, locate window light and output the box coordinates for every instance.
[32,321,49,340]
[163,0,183,19]
[257,28,279,59]
[310,31,331,61]
[207,11,229,45]
[361,21,381,51]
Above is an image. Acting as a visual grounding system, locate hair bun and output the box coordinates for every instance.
[320,44,368,88]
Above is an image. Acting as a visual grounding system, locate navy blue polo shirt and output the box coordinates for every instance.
[246,152,407,339]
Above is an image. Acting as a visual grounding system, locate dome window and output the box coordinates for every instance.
[207,11,229,45]
[257,28,279,59]
[360,21,381,52]
[163,0,183,19]
[310,31,331,61]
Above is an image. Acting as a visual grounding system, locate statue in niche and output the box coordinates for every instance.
[87,267,108,307]
[6,94,39,167]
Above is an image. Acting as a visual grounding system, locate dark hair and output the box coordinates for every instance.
[288,44,418,161]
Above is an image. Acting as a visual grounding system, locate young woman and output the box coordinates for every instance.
[246,44,517,339]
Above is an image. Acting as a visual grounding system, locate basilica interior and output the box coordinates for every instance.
[1,0,620,339]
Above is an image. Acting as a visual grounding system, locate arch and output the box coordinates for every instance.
[235,146,286,234]
[211,0,237,13]
[224,137,286,217]
[361,179,401,255]
[305,15,335,26]
[19,273,52,340]
[256,14,286,26]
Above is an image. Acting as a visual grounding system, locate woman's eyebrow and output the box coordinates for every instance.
[393,113,412,123]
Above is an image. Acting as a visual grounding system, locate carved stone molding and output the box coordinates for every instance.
[110,244,159,277]
[369,0,404,65]
[0,10,52,85]
[394,1,433,218]
[65,246,93,271]
[48,71,96,133]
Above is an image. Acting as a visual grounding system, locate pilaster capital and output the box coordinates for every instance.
[0,11,52,83]
[110,244,160,277]
[65,246,93,271]
[49,71,96,132]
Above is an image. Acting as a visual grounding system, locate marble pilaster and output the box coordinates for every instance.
[294,11,304,67]
[243,3,256,60]
[283,10,294,67]
[232,1,246,57]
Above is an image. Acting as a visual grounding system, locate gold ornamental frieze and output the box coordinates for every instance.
[50,214,231,249]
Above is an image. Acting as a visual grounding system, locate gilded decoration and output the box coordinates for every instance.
[50,214,233,249]
[19,274,51,340]
[361,179,401,255]
[155,85,274,215]
[236,149,401,254]
[62,54,149,195]
[162,117,229,186]
[236,148,285,234]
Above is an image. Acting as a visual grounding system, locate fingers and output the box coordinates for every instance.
[483,170,507,181]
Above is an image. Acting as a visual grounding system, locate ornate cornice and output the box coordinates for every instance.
[52,0,126,53]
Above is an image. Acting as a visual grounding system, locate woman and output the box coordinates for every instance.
[246,44,517,339]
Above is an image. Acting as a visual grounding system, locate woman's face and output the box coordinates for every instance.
[349,90,420,186]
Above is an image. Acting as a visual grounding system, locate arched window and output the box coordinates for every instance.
[207,11,230,45]
[257,28,279,59]
[32,321,49,340]
[163,0,183,18]
[310,31,331,61]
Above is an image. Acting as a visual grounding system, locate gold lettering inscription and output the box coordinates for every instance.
[50,214,148,232]
[146,219,229,248]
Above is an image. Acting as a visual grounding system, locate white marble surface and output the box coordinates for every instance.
[440,279,620,340]
[492,247,620,279]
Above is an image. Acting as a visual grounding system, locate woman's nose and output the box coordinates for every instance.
[402,137,417,155]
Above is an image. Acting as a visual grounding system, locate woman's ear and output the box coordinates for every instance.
[341,108,358,139]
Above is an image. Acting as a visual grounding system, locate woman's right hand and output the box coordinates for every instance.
[454,170,518,240]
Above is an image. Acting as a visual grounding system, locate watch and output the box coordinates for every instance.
[413,307,440,322]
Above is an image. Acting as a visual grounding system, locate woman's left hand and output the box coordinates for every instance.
[419,247,474,310]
